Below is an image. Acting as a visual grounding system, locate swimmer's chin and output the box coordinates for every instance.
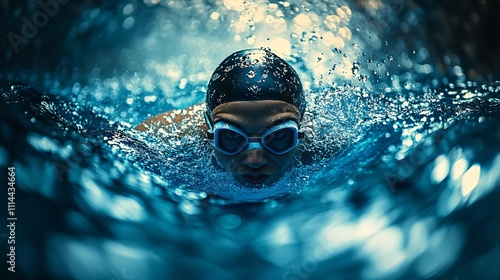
[236,174,277,188]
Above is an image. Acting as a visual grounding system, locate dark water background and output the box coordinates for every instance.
[1,0,500,279]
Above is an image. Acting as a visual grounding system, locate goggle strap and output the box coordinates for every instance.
[204,110,214,140]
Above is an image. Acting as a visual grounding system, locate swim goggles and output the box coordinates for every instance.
[205,113,300,156]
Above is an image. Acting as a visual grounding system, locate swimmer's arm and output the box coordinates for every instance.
[135,103,208,137]
[135,110,185,131]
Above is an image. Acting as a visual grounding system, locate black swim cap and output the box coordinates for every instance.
[206,48,305,116]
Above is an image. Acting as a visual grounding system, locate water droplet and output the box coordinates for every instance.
[211,73,221,81]
[309,35,318,43]
[351,61,360,75]
[358,74,368,82]
[247,70,256,79]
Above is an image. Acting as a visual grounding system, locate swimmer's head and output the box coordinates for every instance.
[205,49,305,188]
[205,48,305,117]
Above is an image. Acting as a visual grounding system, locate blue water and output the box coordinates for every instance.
[1,1,500,279]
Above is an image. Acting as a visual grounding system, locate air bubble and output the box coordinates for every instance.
[247,70,256,79]
[351,61,360,75]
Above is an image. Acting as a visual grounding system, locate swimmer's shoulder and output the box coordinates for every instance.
[135,103,208,138]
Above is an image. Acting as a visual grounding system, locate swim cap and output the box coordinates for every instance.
[206,48,305,116]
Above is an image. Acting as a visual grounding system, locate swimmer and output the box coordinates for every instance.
[136,48,308,187]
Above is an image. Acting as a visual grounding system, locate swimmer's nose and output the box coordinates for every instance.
[243,148,268,168]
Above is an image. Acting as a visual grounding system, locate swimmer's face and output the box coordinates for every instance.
[210,100,301,187]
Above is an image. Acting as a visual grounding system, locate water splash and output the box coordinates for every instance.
[1,1,500,280]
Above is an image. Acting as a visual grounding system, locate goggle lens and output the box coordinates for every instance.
[262,127,296,154]
[217,129,247,154]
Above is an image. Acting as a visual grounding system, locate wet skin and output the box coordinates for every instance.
[210,100,301,187]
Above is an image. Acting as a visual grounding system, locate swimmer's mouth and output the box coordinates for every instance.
[242,174,270,185]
